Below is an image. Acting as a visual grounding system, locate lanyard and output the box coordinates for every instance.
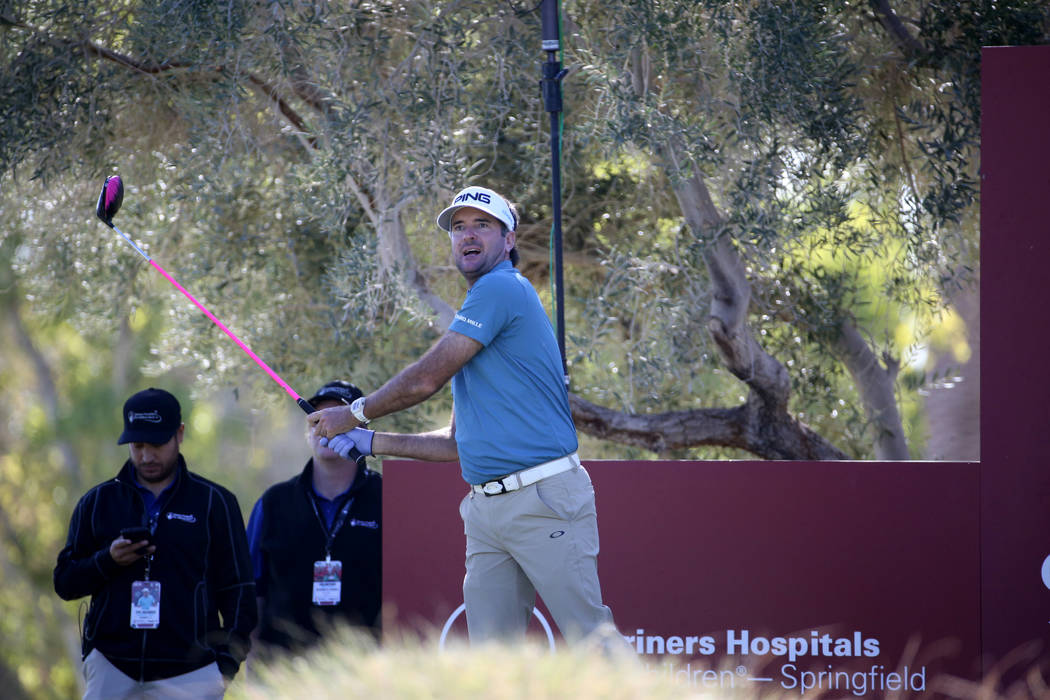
[135,495,163,581]
[308,493,355,559]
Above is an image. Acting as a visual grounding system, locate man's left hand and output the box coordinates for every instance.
[306,405,359,438]
[322,428,375,458]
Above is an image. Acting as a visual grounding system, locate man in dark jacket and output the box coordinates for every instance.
[246,380,382,655]
[54,388,256,699]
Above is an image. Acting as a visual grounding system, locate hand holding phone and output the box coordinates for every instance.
[114,526,153,562]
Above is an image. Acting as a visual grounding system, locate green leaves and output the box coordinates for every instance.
[3,0,1032,458]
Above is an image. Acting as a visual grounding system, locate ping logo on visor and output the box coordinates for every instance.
[454,191,491,206]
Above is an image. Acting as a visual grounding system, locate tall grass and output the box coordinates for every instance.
[231,628,718,700]
[228,627,1047,700]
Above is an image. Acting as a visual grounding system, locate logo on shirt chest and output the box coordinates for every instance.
[166,512,197,523]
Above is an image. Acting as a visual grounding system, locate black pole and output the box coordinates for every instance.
[540,0,570,385]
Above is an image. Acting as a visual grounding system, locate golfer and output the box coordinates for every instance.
[308,186,621,646]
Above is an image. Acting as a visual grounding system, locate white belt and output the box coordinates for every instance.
[471,453,581,496]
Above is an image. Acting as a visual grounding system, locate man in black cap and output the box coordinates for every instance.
[245,380,381,657]
[54,388,257,699]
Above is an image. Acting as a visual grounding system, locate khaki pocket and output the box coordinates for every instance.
[535,468,593,522]
[458,491,471,522]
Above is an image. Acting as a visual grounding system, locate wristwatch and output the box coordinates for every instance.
[349,396,370,424]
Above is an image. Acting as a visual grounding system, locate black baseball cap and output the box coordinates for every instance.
[307,380,364,408]
[117,388,182,445]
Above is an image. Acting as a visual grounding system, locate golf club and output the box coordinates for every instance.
[96,175,316,415]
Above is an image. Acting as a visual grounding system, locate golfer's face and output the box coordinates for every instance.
[450,207,514,283]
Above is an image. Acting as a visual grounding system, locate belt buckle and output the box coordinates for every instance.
[482,480,507,496]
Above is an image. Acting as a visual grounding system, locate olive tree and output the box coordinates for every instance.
[3,0,1044,466]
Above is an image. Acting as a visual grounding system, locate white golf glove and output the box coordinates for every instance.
[321,428,374,458]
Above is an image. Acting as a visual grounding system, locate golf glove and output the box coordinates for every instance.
[321,428,374,458]
[321,433,354,459]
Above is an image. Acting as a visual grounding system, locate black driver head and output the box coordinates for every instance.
[96,175,124,227]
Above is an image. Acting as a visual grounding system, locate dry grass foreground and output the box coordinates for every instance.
[228,628,1049,700]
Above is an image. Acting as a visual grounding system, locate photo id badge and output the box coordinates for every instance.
[312,559,342,606]
[130,580,161,629]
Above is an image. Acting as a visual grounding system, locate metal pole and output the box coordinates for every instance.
[540,0,570,385]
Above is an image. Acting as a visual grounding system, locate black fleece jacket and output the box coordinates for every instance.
[54,456,257,681]
[252,458,381,651]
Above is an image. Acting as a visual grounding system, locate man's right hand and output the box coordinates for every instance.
[306,405,360,439]
[110,537,155,566]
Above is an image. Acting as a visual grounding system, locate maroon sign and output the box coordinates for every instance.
[384,460,979,693]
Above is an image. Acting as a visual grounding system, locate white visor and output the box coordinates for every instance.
[436,186,516,234]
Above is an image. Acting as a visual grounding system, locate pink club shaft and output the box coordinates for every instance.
[97,175,314,414]
[110,223,314,415]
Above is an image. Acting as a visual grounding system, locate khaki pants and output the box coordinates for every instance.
[459,465,618,645]
[82,649,225,700]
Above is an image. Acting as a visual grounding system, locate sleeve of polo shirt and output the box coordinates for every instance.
[448,272,516,346]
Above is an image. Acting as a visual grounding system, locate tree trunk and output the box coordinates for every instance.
[0,264,82,482]
[832,320,910,459]
[0,656,31,700]
[367,182,456,329]
[924,283,980,460]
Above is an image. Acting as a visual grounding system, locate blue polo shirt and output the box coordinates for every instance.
[448,261,577,483]
[133,476,175,522]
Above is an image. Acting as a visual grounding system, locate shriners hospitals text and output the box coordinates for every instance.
[625,628,880,661]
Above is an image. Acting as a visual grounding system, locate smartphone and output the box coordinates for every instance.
[120,526,151,543]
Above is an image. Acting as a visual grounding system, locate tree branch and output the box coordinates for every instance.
[241,73,318,148]
[570,393,846,460]
[867,0,924,60]
[10,18,319,147]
